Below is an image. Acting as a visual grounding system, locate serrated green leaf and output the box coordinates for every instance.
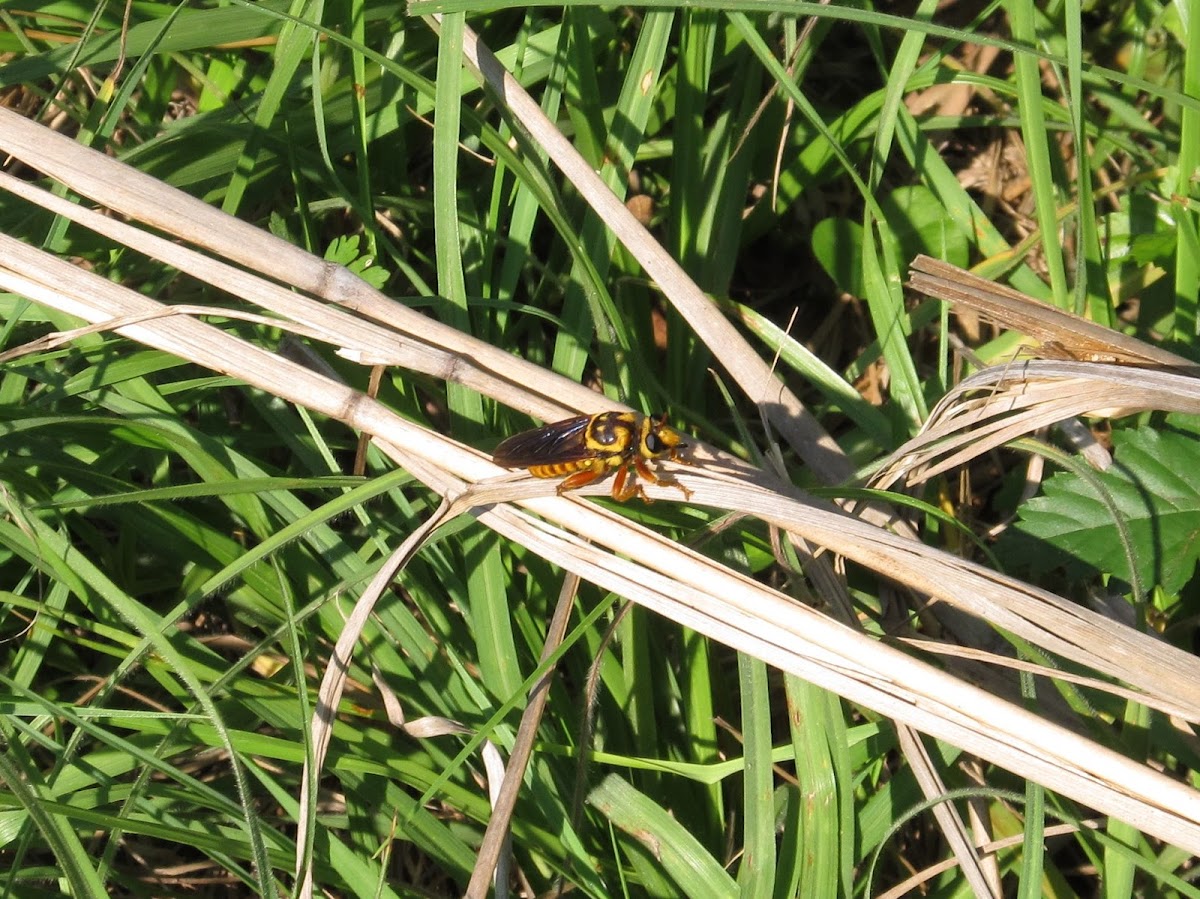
[1003,429,1200,594]
[323,235,388,287]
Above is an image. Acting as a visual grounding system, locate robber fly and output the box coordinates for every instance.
[492,411,691,502]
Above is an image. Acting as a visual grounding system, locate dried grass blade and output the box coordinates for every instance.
[909,254,1194,369]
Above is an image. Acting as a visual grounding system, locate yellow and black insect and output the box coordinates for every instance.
[493,411,691,502]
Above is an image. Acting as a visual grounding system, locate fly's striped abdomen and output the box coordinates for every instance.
[526,460,598,478]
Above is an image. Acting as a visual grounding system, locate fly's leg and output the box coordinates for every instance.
[612,463,641,502]
[633,456,692,501]
[556,459,609,494]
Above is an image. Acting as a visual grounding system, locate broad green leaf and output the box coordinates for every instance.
[1003,429,1200,594]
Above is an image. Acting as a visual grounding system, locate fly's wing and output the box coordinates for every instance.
[492,415,597,468]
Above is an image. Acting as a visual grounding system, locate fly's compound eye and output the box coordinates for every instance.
[645,433,664,454]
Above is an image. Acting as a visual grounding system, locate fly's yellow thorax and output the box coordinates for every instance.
[583,412,638,455]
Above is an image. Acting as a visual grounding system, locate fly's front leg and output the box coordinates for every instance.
[633,456,692,501]
[612,463,644,502]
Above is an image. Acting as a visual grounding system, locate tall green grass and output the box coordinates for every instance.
[0,1,1197,896]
